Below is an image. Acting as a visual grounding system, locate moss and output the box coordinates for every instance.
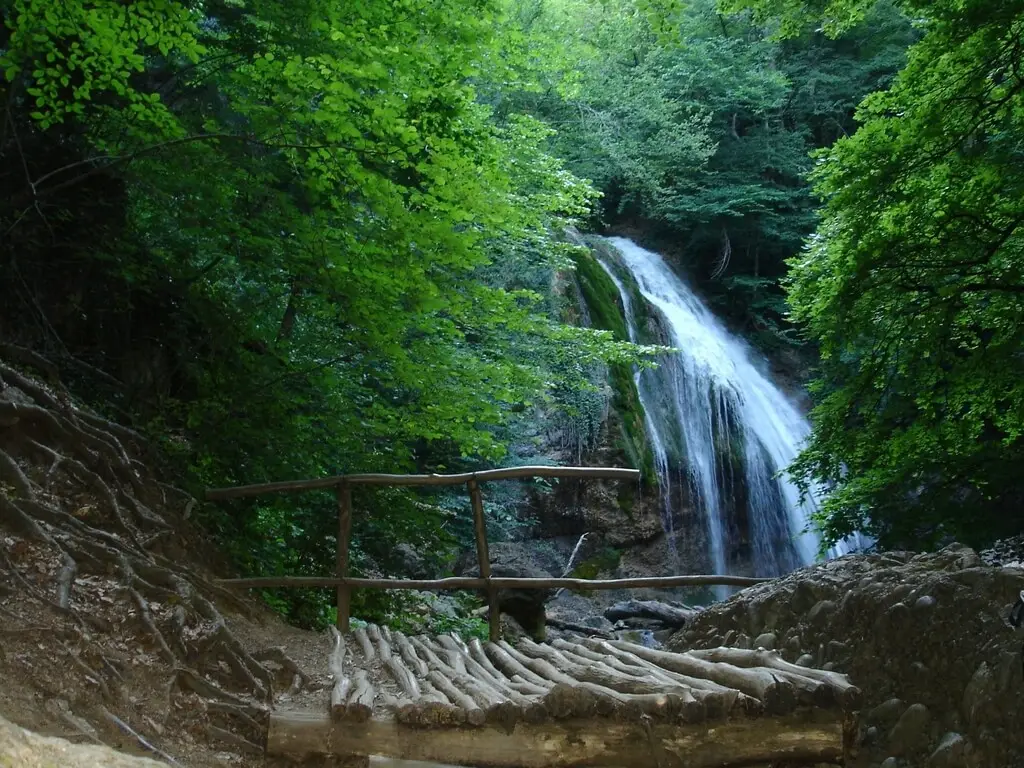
[571,249,657,486]
[571,547,622,579]
[573,248,631,342]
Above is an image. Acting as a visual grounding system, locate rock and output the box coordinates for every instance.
[785,635,802,654]
[868,698,906,729]
[462,559,555,641]
[914,595,937,611]
[808,599,837,622]
[826,640,847,662]
[888,703,932,757]
[885,601,911,626]
[394,542,430,579]
[753,632,777,650]
[796,653,815,667]
[0,714,165,767]
[927,732,968,767]
[879,759,900,768]
[734,633,752,649]
[962,663,995,729]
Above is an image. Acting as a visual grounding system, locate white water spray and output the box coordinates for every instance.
[599,237,846,575]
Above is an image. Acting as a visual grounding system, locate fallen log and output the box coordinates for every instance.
[267,710,846,768]
[545,617,613,638]
[604,600,699,627]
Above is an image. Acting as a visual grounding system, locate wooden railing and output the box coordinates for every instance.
[206,466,770,641]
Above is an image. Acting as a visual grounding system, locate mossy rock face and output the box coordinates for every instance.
[570,247,656,485]
[571,547,622,579]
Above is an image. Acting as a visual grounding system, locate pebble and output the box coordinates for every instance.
[808,599,836,622]
[795,653,815,667]
[880,759,900,768]
[888,703,932,756]
[753,632,776,650]
[868,697,905,728]
[914,595,937,611]
[927,732,967,767]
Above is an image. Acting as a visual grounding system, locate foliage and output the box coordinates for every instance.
[570,546,622,578]
[498,0,915,354]
[0,0,654,626]
[732,0,1024,548]
[387,593,490,642]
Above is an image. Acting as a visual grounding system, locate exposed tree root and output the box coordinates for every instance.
[0,348,304,758]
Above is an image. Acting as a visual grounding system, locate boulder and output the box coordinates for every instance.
[0,714,164,768]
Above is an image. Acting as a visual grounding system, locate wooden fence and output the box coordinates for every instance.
[205,466,769,641]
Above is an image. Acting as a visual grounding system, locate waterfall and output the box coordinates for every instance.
[598,236,846,577]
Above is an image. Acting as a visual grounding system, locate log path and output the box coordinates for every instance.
[269,624,860,767]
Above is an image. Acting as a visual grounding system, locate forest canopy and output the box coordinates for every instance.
[725,0,1024,549]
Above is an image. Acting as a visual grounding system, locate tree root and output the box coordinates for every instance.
[0,349,299,759]
[100,706,184,766]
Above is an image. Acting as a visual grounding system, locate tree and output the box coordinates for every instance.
[499,0,913,352]
[0,0,650,626]
[728,0,1024,547]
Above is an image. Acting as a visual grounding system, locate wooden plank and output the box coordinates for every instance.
[215,574,771,590]
[206,466,640,500]
[267,710,846,768]
[336,481,353,632]
[468,479,500,642]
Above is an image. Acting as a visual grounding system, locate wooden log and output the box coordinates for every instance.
[336,482,353,632]
[434,635,469,674]
[366,624,391,660]
[206,466,641,500]
[267,710,847,768]
[393,631,429,677]
[687,647,862,710]
[576,638,742,719]
[327,627,351,720]
[461,638,550,702]
[468,479,501,642]
[483,642,553,691]
[215,573,769,590]
[519,639,692,722]
[546,618,613,638]
[606,641,796,714]
[344,669,374,722]
[414,636,544,724]
[496,641,628,718]
[384,656,420,699]
[428,671,487,726]
[604,600,699,628]
[351,626,375,661]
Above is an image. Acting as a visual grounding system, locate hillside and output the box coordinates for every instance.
[0,352,331,766]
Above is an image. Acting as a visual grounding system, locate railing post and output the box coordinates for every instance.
[467,478,500,642]
[336,481,353,632]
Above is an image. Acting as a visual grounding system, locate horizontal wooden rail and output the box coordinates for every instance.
[216,574,771,590]
[205,465,640,500]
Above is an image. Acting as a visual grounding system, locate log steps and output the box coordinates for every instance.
[325,624,860,728]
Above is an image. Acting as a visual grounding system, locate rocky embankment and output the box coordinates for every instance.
[667,544,1024,768]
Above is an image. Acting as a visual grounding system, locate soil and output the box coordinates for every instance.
[0,352,339,767]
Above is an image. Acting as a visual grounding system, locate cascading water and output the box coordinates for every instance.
[598,236,851,577]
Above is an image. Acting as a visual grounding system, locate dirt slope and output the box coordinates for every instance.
[0,352,333,766]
